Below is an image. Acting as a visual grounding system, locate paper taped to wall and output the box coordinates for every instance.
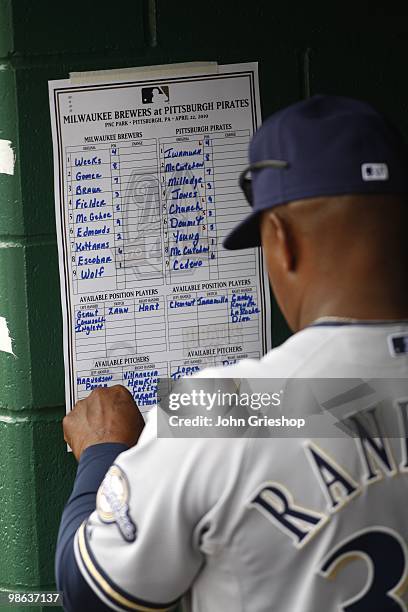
[69,61,219,83]
[48,62,271,414]
[0,316,14,355]
[0,139,15,175]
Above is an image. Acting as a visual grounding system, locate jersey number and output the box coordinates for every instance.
[319,527,407,611]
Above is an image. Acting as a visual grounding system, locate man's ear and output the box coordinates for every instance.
[262,210,296,272]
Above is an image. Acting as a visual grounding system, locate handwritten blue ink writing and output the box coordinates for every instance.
[108,306,129,315]
[76,308,99,318]
[132,391,157,405]
[76,225,110,237]
[138,303,159,311]
[75,241,109,252]
[75,321,105,334]
[80,266,105,279]
[90,211,111,222]
[230,293,260,322]
[75,212,112,223]
[168,201,202,215]
[167,175,202,189]
[74,156,102,166]
[77,374,113,391]
[75,171,102,181]
[76,185,102,194]
[170,244,209,256]
[222,358,237,366]
[124,370,159,405]
[171,188,198,200]
[164,147,202,159]
[169,298,196,308]
[124,370,159,381]
[231,293,257,308]
[75,198,106,209]
[77,255,112,266]
[172,258,203,271]
[75,309,106,335]
[173,230,200,246]
[170,364,200,380]
[198,295,227,306]
[165,161,204,172]
[170,215,204,229]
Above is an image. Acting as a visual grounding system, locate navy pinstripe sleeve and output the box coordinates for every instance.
[55,443,129,612]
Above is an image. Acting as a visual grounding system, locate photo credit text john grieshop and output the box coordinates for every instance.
[158,376,408,439]
[157,378,307,436]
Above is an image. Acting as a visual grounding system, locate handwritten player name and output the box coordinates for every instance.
[164,147,202,158]
[172,258,203,271]
[124,370,159,406]
[170,364,201,379]
[107,306,128,314]
[168,201,203,214]
[75,309,106,334]
[77,255,112,267]
[165,160,204,172]
[74,156,102,166]
[230,293,260,322]
[173,230,200,246]
[170,244,209,256]
[76,224,110,237]
[170,215,204,228]
[167,175,203,189]
[76,374,113,391]
[75,197,107,209]
[75,171,102,181]
[170,187,199,200]
[169,295,228,308]
[75,241,109,252]
[71,160,115,281]
[138,302,160,311]
[76,185,102,194]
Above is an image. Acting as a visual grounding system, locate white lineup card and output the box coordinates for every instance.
[49,62,272,415]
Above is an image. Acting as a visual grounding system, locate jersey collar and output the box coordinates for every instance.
[310,316,408,328]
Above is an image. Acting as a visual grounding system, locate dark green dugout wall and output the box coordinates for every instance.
[1,2,408,609]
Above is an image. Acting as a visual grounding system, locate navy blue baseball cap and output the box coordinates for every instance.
[223,95,408,250]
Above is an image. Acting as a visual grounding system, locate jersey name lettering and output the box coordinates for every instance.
[249,400,408,548]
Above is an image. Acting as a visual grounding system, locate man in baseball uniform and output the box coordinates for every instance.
[57,95,408,611]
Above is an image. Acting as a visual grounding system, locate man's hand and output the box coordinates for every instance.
[63,385,145,461]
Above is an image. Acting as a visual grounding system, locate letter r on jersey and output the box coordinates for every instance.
[248,482,328,548]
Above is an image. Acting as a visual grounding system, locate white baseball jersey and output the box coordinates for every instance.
[74,320,408,611]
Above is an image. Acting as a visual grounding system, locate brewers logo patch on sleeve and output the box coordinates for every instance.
[96,465,137,543]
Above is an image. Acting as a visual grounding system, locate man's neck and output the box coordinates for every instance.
[298,291,408,330]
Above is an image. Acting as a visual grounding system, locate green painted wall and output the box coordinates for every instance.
[0,2,407,610]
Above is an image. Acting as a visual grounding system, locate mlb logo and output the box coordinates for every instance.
[388,333,408,357]
[142,86,170,104]
[361,162,389,181]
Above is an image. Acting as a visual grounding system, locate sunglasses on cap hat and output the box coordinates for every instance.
[239,159,289,206]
